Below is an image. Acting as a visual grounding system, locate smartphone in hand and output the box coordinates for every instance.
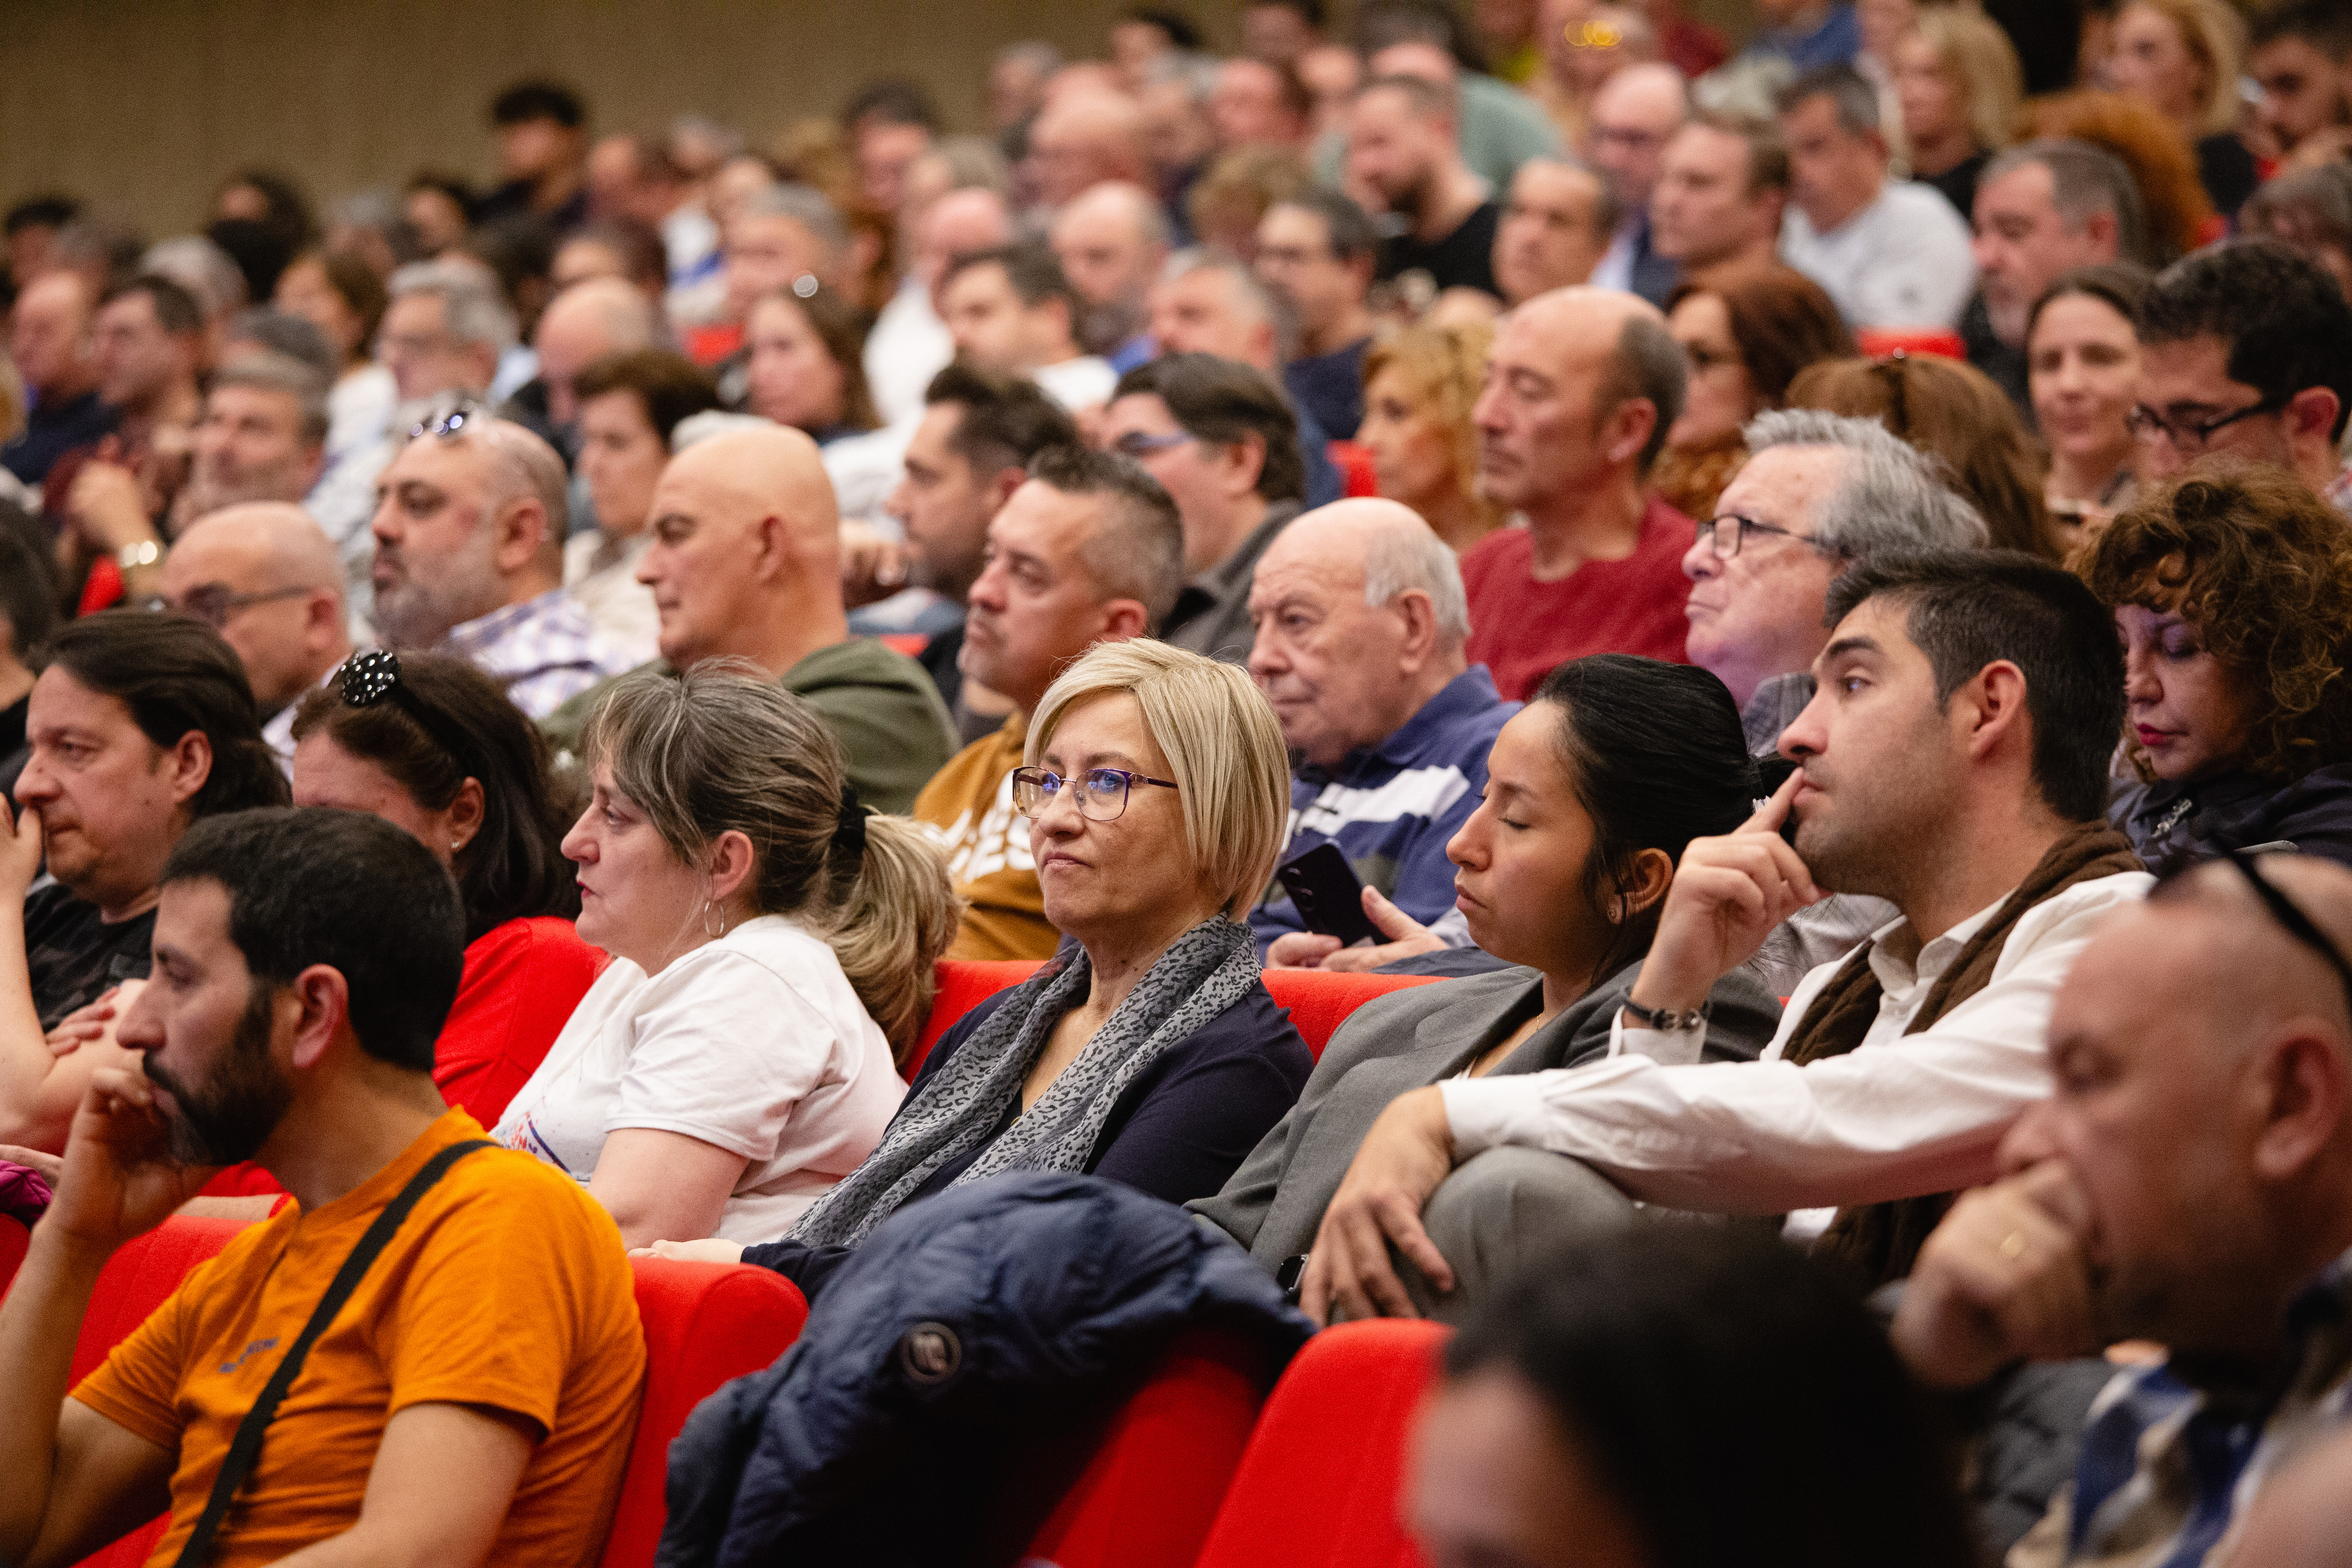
[1275,843,1383,946]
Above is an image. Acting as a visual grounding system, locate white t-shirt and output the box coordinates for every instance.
[1779,180,1977,331]
[491,915,907,1242]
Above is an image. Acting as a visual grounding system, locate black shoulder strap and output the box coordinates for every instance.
[171,1138,496,1568]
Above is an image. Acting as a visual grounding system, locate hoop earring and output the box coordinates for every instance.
[702,899,727,939]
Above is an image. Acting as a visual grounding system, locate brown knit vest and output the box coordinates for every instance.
[1785,820,2144,1292]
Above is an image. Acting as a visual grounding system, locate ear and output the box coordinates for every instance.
[1955,658,2030,763]
[704,827,757,905]
[303,587,343,652]
[1617,846,1675,921]
[987,465,1028,512]
[285,964,352,1072]
[466,343,501,393]
[1392,588,1441,670]
[492,495,550,574]
[2248,1027,2350,1183]
[1223,430,1270,497]
[165,729,214,810]
[1600,398,1657,469]
[297,443,328,494]
[1098,598,1151,642]
[447,775,487,851]
[2286,387,2340,451]
[2082,209,2119,258]
[748,513,793,582]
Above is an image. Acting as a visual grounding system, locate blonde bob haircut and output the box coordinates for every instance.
[1025,639,1291,923]
[1910,9,2025,156]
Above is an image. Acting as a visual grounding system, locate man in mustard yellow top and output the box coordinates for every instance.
[0,806,644,1568]
[913,445,1185,960]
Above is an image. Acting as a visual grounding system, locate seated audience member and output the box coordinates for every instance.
[1348,74,1504,299]
[914,446,1182,961]
[1650,112,1791,283]
[938,243,1117,414]
[1213,56,1313,150]
[1895,7,2025,224]
[497,668,952,1247]
[156,503,354,765]
[1246,499,1515,965]
[566,349,722,666]
[2236,1425,2352,1568]
[1103,352,1307,665]
[291,652,598,1127]
[545,426,957,814]
[1,271,112,488]
[272,247,395,471]
[0,525,59,793]
[885,364,1081,731]
[1582,63,1689,310]
[2082,467,2352,874]
[1358,319,1504,553]
[1459,287,1694,702]
[1964,139,2144,413]
[2247,2,2352,172]
[1048,180,1170,374]
[518,276,656,440]
[3,612,288,1152]
[2239,164,2352,304]
[710,183,852,366]
[378,258,514,419]
[1490,156,1617,309]
[1653,264,1854,521]
[1892,852,2352,1567]
[2102,0,2257,219]
[740,280,880,444]
[1187,145,1314,261]
[2132,241,2352,513]
[0,807,644,1568]
[87,273,205,466]
[1775,64,1976,331]
[371,408,625,720]
[1351,7,1562,191]
[1023,87,1153,215]
[1787,351,2065,557]
[1415,1226,1975,1568]
[1300,551,2152,1321]
[651,640,1313,1298]
[1200,656,1780,1307]
[1254,188,1377,440]
[2018,91,2215,267]
[2027,263,2150,547]
[870,181,1012,425]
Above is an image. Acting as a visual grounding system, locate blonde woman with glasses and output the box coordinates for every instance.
[648,640,1315,1302]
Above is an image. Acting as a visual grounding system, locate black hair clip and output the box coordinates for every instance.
[340,648,405,707]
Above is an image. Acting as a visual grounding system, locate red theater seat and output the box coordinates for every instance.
[597,1259,809,1568]
[1261,970,1437,1059]
[1191,1319,1450,1568]
[905,959,1044,1078]
[1853,327,1967,361]
[1025,1329,1274,1568]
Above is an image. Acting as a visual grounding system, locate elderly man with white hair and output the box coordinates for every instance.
[1245,498,1517,968]
[369,410,625,719]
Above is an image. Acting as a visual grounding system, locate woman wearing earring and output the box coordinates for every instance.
[491,664,959,1248]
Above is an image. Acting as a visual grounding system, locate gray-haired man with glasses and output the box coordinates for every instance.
[2135,240,2352,514]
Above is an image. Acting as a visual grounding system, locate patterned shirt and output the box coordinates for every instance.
[2011,1250,2352,1568]
[441,589,626,722]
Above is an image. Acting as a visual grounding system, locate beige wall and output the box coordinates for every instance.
[0,0,1755,237]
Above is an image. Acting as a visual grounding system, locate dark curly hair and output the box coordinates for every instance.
[2078,461,2352,784]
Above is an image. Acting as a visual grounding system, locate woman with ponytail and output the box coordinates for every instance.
[492,662,959,1249]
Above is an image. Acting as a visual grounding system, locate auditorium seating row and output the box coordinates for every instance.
[0,961,1449,1568]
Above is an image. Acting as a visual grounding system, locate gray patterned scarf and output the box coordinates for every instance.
[786,917,1262,1248]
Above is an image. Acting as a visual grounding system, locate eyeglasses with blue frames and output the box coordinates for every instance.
[1109,430,1197,460]
[1011,766,1180,822]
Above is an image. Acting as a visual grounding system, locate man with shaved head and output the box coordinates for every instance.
[370,413,624,719]
[1050,181,1170,373]
[1585,62,1688,306]
[1024,90,1150,214]
[158,503,355,766]
[1245,499,1515,967]
[528,276,657,430]
[1897,853,2352,1566]
[1460,286,1695,701]
[543,424,954,811]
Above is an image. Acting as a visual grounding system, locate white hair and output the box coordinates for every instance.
[388,258,518,354]
[1743,409,1989,555]
[1360,515,1471,648]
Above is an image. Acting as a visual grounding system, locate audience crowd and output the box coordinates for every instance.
[8,0,2352,1562]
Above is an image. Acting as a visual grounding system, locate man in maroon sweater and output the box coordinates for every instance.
[1458,286,1695,701]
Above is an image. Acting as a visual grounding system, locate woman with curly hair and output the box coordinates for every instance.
[2079,462,2352,872]
[1357,319,1505,551]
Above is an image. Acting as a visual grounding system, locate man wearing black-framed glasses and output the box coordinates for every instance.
[156,504,354,772]
[2136,240,2352,513]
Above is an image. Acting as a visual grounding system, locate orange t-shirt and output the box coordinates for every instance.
[73,1109,646,1568]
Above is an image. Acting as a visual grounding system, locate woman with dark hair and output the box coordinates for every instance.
[273,247,395,482]
[567,349,723,663]
[1786,352,2067,559]
[1413,1224,1975,1568]
[2080,464,2352,872]
[1194,655,1781,1320]
[743,281,880,444]
[1653,266,1856,521]
[290,651,600,1127]
[2027,263,2152,547]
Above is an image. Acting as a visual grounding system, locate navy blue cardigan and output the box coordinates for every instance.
[743,979,1311,1297]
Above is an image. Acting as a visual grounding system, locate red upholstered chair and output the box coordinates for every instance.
[1853,327,1967,361]
[1024,1329,1274,1568]
[0,1213,29,1298]
[1191,1319,1450,1568]
[1261,970,1440,1061]
[70,1216,253,1568]
[906,959,1044,1079]
[597,1259,810,1568]
[1326,439,1380,498]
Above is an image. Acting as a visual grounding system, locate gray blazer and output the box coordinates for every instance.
[1189,959,1782,1267]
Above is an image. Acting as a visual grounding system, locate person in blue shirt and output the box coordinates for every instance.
[1244,498,1516,968]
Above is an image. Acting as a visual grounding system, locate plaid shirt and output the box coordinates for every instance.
[441,589,627,721]
[2010,1250,2352,1568]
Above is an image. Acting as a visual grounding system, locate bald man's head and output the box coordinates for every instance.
[1476,287,1684,514]
[1588,61,1688,209]
[2009,855,2352,1354]
[639,425,845,670]
[159,502,353,715]
[919,187,1014,297]
[1052,181,1173,318]
[1246,498,1470,766]
[536,277,658,424]
[1028,91,1148,208]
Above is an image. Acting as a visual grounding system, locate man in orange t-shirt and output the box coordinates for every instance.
[0,807,645,1568]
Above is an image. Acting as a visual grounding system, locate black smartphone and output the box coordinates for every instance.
[1276,843,1383,946]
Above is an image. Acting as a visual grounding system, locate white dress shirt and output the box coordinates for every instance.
[864,274,954,428]
[1779,179,1976,330]
[1439,870,2152,1219]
